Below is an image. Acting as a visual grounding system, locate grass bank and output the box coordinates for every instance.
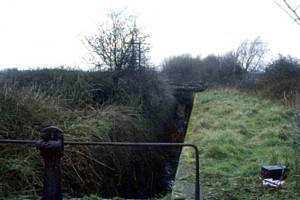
[184,89,299,199]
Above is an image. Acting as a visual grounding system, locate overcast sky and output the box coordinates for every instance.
[0,0,299,70]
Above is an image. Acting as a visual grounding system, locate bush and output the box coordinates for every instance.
[259,55,300,104]
[0,68,115,107]
[113,69,175,135]
[161,54,202,84]
[201,53,244,86]
[161,54,244,87]
[0,85,63,195]
[0,68,175,128]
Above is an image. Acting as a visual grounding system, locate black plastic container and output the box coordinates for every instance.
[261,165,288,180]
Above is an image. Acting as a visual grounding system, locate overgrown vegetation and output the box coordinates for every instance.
[162,43,300,199]
[0,10,181,199]
[1,8,299,199]
[0,66,176,198]
[184,89,299,199]
[161,37,268,87]
[161,54,244,87]
[256,55,300,106]
[162,51,300,107]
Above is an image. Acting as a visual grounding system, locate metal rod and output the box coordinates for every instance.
[0,139,201,200]
[193,145,201,200]
[0,139,36,145]
[65,141,194,147]
[64,141,201,200]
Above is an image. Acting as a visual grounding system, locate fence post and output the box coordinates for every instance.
[295,89,300,107]
[36,126,64,200]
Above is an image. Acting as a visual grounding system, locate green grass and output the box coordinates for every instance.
[184,89,299,199]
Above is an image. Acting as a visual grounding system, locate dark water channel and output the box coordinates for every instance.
[140,89,194,199]
[101,89,194,199]
[67,89,195,200]
[160,89,194,195]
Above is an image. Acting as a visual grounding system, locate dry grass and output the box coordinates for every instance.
[0,68,174,198]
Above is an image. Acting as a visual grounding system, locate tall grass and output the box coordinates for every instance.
[0,68,175,198]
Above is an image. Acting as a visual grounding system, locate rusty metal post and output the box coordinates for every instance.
[36,126,64,200]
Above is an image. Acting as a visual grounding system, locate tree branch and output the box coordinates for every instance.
[274,0,300,26]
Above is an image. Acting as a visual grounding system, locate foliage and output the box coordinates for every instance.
[0,84,62,197]
[0,67,175,198]
[263,55,300,101]
[161,54,244,87]
[245,55,300,105]
[112,69,175,135]
[202,53,244,85]
[0,68,115,107]
[0,68,175,126]
[161,54,202,84]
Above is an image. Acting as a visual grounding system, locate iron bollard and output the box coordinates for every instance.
[36,126,64,200]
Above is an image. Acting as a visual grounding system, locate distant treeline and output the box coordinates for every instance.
[161,54,300,106]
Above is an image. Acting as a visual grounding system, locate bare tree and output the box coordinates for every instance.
[235,37,268,72]
[274,0,300,26]
[87,11,150,72]
[86,11,150,90]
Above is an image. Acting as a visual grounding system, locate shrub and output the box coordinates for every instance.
[161,54,244,87]
[201,53,244,86]
[260,55,300,104]
[0,68,114,107]
[161,54,202,84]
[113,69,175,135]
